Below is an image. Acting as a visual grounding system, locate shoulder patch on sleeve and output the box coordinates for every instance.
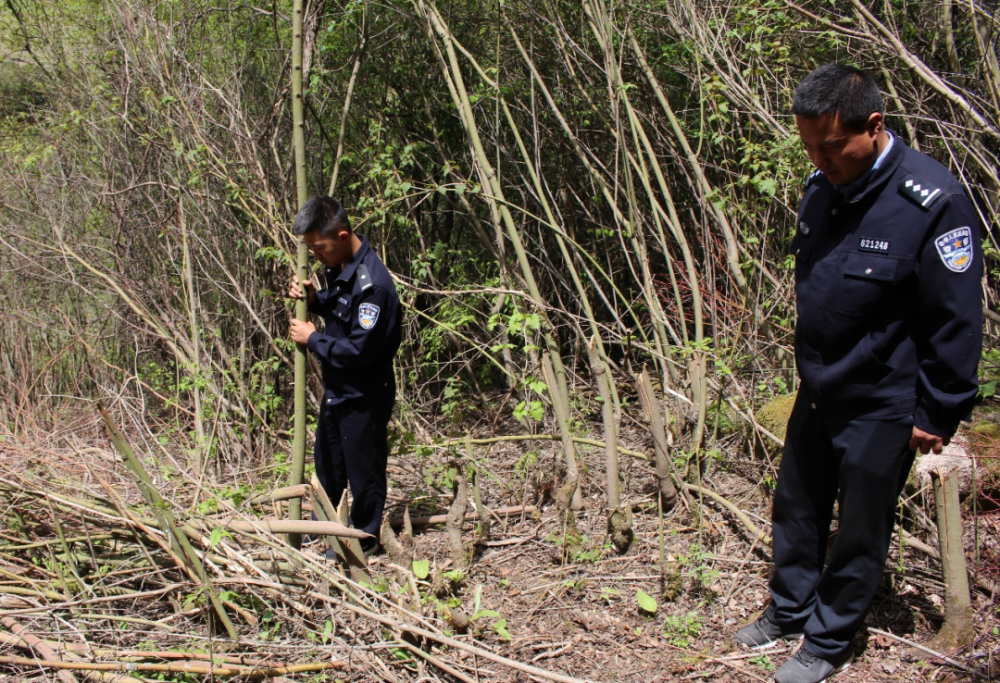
[358,302,380,329]
[899,174,944,210]
[934,227,974,272]
[357,263,373,291]
[805,170,823,188]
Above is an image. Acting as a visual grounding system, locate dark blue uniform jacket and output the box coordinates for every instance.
[306,236,402,404]
[792,133,982,438]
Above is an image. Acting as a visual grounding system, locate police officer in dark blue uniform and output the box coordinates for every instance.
[735,65,982,683]
[289,197,402,555]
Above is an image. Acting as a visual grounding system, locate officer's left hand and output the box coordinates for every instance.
[289,318,316,345]
[910,426,948,455]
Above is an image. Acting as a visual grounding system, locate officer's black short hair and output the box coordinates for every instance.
[792,64,883,132]
[293,197,351,237]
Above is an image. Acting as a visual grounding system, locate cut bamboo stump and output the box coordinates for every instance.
[915,442,974,651]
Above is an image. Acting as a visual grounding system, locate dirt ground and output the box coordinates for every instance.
[0,405,998,682]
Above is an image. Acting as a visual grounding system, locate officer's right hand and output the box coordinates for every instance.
[289,274,316,306]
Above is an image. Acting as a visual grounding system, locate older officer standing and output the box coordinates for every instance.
[289,197,402,557]
[734,65,983,682]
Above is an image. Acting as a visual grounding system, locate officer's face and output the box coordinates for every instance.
[796,113,883,185]
[303,229,352,268]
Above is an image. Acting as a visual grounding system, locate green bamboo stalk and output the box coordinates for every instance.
[288,0,310,551]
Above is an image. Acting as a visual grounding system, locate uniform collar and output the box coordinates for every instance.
[331,235,370,284]
[821,129,906,204]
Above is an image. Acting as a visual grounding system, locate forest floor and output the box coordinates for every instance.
[0,402,998,683]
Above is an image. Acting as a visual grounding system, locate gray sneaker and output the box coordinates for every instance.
[734,614,804,650]
[775,647,853,683]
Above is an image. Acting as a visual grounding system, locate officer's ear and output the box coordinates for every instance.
[865,112,883,138]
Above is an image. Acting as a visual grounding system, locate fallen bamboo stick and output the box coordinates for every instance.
[0,655,344,679]
[1,617,78,683]
[98,404,238,641]
[395,505,536,528]
[246,485,310,505]
[223,519,371,539]
[0,584,184,618]
[867,628,989,680]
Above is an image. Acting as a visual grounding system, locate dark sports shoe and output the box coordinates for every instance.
[775,647,853,683]
[734,614,804,650]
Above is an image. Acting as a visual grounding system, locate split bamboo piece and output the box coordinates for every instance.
[929,465,974,650]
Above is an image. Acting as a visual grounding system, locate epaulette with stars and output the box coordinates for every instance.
[805,170,824,188]
[899,174,944,210]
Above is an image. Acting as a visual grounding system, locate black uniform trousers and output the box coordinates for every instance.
[313,381,395,538]
[766,391,915,658]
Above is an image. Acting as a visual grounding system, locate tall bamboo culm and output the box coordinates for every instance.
[288,0,310,550]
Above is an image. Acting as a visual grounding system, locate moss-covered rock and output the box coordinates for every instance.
[972,420,1000,440]
[756,393,797,441]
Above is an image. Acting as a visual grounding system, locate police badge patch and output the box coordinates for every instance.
[358,302,380,329]
[934,227,974,273]
[799,220,811,235]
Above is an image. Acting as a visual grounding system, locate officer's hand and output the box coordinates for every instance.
[289,274,317,306]
[910,426,949,455]
[289,318,317,345]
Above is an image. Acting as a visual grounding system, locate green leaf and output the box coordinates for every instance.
[636,589,658,614]
[472,609,501,620]
[493,617,511,640]
[412,559,430,580]
[209,527,228,549]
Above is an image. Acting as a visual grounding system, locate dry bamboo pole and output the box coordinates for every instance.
[392,505,536,528]
[493,73,623,413]
[223,519,369,539]
[1,617,78,683]
[414,0,582,508]
[581,0,681,369]
[97,405,238,640]
[848,0,1000,140]
[288,0,310,551]
[506,15,680,397]
[626,29,748,298]
[327,2,366,196]
[0,656,342,679]
[246,484,310,505]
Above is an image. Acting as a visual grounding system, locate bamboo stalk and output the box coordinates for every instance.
[415,1,582,510]
[288,0,310,552]
[446,462,469,569]
[223,519,371,539]
[97,405,238,641]
[392,505,536,528]
[0,655,343,679]
[588,336,620,510]
[328,3,367,196]
[637,367,678,510]
[246,484,311,505]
